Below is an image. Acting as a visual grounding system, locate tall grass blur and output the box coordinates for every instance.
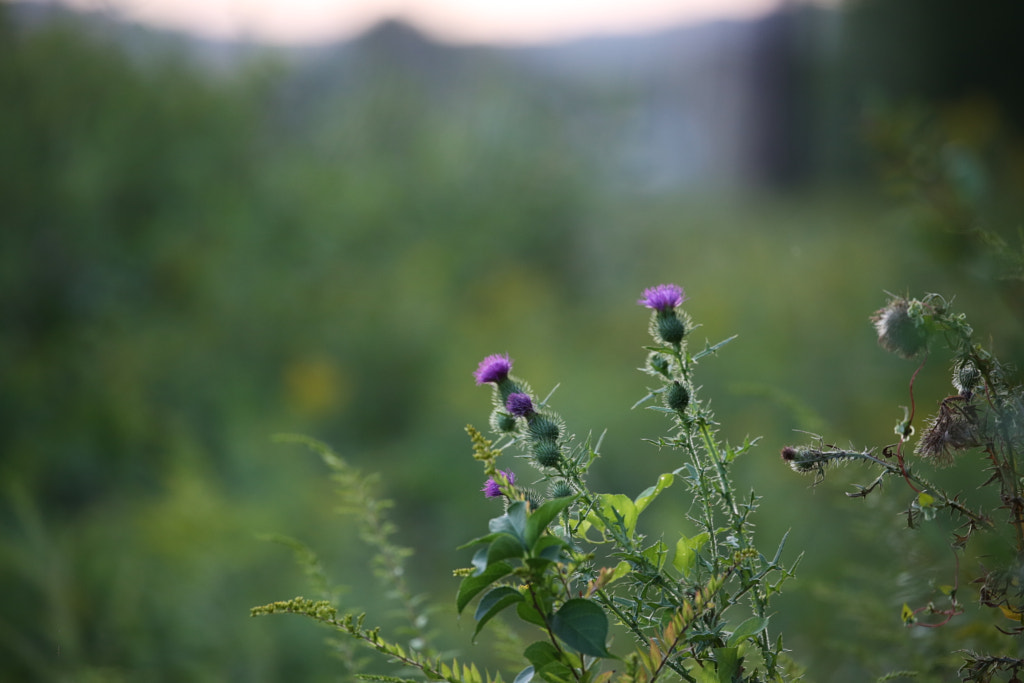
[2,1,1023,680]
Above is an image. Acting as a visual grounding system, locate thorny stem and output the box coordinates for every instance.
[851,449,994,530]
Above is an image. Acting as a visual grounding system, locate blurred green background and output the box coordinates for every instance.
[3,1,1024,680]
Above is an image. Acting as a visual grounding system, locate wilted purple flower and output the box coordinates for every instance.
[482,470,516,498]
[638,284,686,312]
[474,353,513,385]
[506,392,535,418]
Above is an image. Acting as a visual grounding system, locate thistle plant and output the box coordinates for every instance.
[456,283,800,683]
[782,292,1024,681]
[254,284,800,682]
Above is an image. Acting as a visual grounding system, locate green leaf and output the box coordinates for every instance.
[588,494,638,536]
[673,532,710,578]
[473,586,524,641]
[634,472,674,514]
[490,502,528,545]
[523,642,574,683]
[523,641,560,670]
[516,599,548,628]
[608,560,631,584]
[471,548,489,574]
[550,599,612,658]
[525,496,575,549]
[642,540,668,571]
[488,533,527,564]
[726,616,769,647]
[457,531,503,551]
[457,561,514,614]
[524,536,569,573]
[534,535,569,560]
[714,646,740,682]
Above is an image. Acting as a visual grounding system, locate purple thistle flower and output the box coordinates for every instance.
[474,353,513,385]
[506,392,535,418]
[482,470,516,498]
[638,284,686,312]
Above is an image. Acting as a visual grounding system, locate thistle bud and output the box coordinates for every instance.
[532,440,563,468]
[664,381,690,413]
[490,409,518,433]
[527,414,561,443]
[549,480,574,498]
[655,313,687,345]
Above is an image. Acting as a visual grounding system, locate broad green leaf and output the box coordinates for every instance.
[517,599,548,628]
[714,647,740,683]
[609,560,631,583]
[587,494,638,537]
[525,496,575,549]
[457,561,514,614]
[550,599,612,658]
[523,641,560,669]
[457,531,503,551]
[524,642,574,683]
[471,547,489,574]
[534,535,569,560]
[574,518,604,543]
[473,586,524,641]
[488,533,527,564]
[490,501,528,545]
[634,472,674,514]
[673,532,710,578]
[726,616,769,647]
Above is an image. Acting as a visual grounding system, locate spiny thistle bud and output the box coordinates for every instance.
[520,488,544,512]
[871,297,930,359]
[664,381,690,413]
[527,414,561,443]
[549,479,574,498]
[654,313,687,345]
[490,409,518,433]
[953,360,981,397]
[532,440,563,468]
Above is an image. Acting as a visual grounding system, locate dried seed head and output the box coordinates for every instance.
[915,402,980,466]
[871,297,930,359]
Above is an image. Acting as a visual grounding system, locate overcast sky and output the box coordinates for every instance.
[34,0,788,44]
